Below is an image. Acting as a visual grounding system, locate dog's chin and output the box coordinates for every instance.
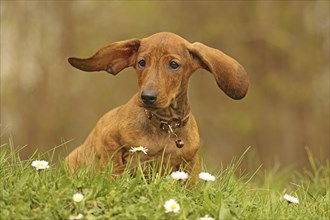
[138,100,169,111]
[142,105,164,111]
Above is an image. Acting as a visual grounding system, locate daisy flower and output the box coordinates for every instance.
[170,171,189,181]
[283,194,299,204]
[164,199,180,213]
[199,172,215,181]
[72,193,84,203]
[69,213,84,220]
[129,146,148,154]
[31,160,49,170]
[199,215,215,220]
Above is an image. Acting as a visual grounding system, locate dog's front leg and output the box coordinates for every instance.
[96,142,126,175]
[185,154,201,184]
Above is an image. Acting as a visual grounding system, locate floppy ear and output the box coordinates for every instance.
[68,39,140,75]
[188,42,249,100]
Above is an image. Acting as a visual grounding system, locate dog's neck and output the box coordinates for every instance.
[149,89,190,122]
[143,89,190,148]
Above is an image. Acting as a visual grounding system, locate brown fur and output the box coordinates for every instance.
[66,32,249,178]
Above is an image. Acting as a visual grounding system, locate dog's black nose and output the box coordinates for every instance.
[141,90,157,106]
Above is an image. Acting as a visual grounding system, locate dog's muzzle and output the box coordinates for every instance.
[141,90,157,107]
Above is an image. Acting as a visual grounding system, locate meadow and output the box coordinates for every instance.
[1,141,329,220]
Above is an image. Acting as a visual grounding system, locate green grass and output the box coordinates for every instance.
[0,142,329,220]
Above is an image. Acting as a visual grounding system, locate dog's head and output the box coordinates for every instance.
[68,32,249,109]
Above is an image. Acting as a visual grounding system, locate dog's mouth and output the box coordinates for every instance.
[139,102,161,110]
[143,105,160,111]
[138,98,170,111]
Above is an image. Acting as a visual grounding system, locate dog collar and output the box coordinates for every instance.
[144,109,190,148]
[144,109,190,130]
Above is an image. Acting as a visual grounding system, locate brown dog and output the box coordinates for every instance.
[66,32,249,177]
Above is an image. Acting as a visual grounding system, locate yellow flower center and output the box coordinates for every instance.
[170,204,177,210]
[37,163,43,167]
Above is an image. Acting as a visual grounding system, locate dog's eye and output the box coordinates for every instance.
[169,61,180,70]
[138,59,146,68]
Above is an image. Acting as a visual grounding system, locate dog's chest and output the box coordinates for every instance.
[121,129,193,164]
[117,109,200,167]
[125,131,182,154]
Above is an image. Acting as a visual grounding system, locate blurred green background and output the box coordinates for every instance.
[1,1,329,170]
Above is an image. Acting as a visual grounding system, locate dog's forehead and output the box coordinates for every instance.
[139,32,190,55]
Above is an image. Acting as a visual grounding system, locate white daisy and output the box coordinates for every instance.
[31,160,49,170]
[72,193,84,203]
[199,215,215,220]
[129,146,148,154]
[199,172,215,181]
[170,171,189,181]
[69,213,84,220]
[283,194,299,204]
[164,199,180,213]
